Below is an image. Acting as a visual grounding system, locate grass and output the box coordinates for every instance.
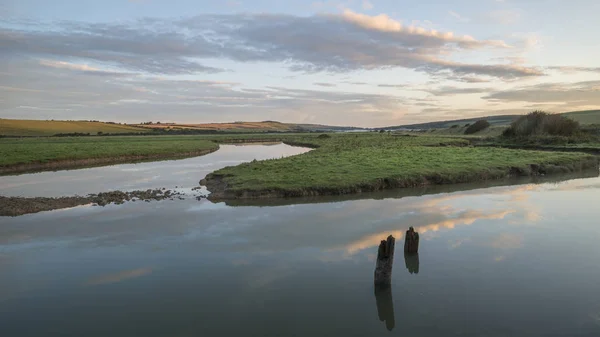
[563,110,600,125]
[204,133,598,198]
[0,136,219,171]
[0,119,149,136]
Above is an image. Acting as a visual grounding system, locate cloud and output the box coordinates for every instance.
[422,85,493,96]
[226,0,242,6]
[313,82,337,87]
[483,80,600,105]
[448,10,470,23]
[0,59,407,126]
[0,11,541,79]
[362,0,374,10]
[39,59,132,77]
[377,84,406,88]
[548,66,600,74]
[484,9,522,25]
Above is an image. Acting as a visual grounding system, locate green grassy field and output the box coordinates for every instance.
[204,133,598,198]
[0,136,219,172]
[0,119,149,136]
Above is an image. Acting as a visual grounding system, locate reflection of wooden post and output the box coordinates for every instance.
[374,235,395,286]
[404,252,420,274]
[404,227,419,254]
[374,285,395,331]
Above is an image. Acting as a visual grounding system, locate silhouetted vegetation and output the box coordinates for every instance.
[450,124,459,129]
[502,111,580,137]
[464,120,490,134]
[317,134,331,139]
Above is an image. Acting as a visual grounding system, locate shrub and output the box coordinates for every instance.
[317,134,331,139]
[450,124,459,129]
[464,120,490,134]
[503,111,580,137]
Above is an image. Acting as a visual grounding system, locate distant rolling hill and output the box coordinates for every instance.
[380,110,600,130]
[0,119,149,136]
[133,121,363,133]
[0,119,363,137]
[563,110,600,125]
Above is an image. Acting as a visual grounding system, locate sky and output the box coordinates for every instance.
[1,0,599,127]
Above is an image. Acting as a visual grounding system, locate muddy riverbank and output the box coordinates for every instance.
[0,188,197,217]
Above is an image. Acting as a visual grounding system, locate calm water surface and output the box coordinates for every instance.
[0,143,310,197]
[1,145,600,336]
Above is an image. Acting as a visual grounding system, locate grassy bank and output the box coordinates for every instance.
[0,136,220,174]
[203,133,598,199]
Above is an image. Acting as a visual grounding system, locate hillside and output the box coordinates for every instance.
[563,110,600,125]
[0,119,363,137]
[381,110,600,131]
[133,121,362,133]
[0,119,148,137]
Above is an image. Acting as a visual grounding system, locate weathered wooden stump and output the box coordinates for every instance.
[404,252,420,274]
[374,235,395,286]
[404,226,419,254]
[374,284,395,331]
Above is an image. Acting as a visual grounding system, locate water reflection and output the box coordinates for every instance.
[0,143,311,197]
[374,285,395,331]
[404,253,419,274]
[2,163,600,336]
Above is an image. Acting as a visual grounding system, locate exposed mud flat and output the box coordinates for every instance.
[0,188,206,217]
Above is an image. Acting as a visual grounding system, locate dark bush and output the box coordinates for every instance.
[503,110,580,137]
[464,123,471,127]
[450,124,459,128]
[317,134,331,139]
[464,120,490,134]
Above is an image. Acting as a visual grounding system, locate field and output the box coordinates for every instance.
[382,109,600,131]
[563,110,600,125]
[0,136,220,174]
[0,119,364,137]
[0,119,148,136]
[203,133,598,199]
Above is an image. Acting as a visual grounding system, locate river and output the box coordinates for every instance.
[1,143,600,336]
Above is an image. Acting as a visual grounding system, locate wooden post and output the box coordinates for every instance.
[404,226,419,254]
[374,235,395,286]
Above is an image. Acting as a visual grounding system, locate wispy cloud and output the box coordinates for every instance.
[483,80,600,105]
[362,0,374,10]
[448,10,470,23]
[313,82,337,87]
[485,9,522,25]
[421,85,493,96]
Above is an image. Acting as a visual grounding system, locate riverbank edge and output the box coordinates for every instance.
[0,147,220,175]
[203,156,600,201]
[0,188,201,217]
